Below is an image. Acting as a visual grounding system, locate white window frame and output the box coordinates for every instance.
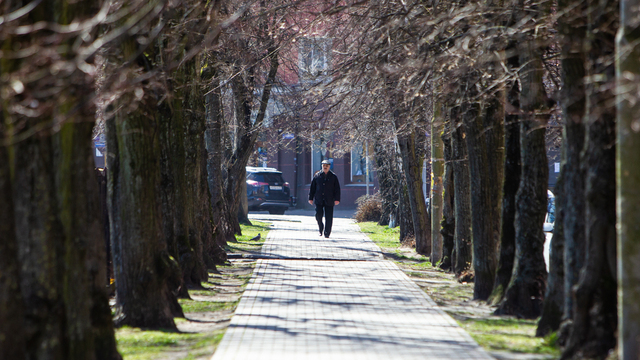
[350,142,372,183]
[298,37,332,81]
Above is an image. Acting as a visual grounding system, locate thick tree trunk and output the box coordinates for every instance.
[616,2,640,357]
[0,120,26,360]
[559,0,587,328]
[398,129,431,255]
[54,78,121,359]
[157,57,208,297]
[13,125,66,360]
[464,84,505,300]
[3,2,121,358]
[440,122,455,271]
[107,43,182,327]
[562,3,618,355]
[398,178,415,242]
[182,57,211,285]
[489,50,520,306]
[431,103,445,264]
[537,156,566,336]
[238,179,251,224]
[205,73,233,251]
[495,33,549,319]
[158,94,192,299]
[374,138,399,226]
[451,107,472,277]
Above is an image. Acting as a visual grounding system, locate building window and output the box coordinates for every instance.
[351,142,372,183]
[298,37,331,81]
[311,134,333,178]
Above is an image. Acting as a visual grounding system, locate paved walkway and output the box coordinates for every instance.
[211,212,494,360]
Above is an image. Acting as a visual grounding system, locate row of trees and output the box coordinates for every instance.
[2,0,640,359]
[0,0,311,358]
[281,0,638,359]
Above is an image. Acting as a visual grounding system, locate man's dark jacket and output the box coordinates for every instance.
[309,170,341,206]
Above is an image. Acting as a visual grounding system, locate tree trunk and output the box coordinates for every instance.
[158,91,192,299]
[224,47,280,238]
[398,178,415,242]
[559,0,587,329]
[489,47,520,306]
[464,82,505,300]
[182,57,211,285]
[398,128,431,255]
[451,107,472,277]
[238,179,251,224]
[107,40,182,327]
[205,69,233,251]
[440,120,455,271]
[374,137,399,226]
[616,1,640,357]
[537,154,566,337]
[431,102,445,264]
[495,30,549,319]
[157,57,208,297]
[13,122,66,360]
[562,1,618,355]
[0,118,26,360]
[53,83,121,359]
[3,1,122,358]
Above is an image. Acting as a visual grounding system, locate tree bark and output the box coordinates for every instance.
[182,56,211,284]
[537,154,566,337]
[223,47,280,238]
[53,86,120,359]
[464,81,505,300]
[559,0,587,328]
[495,30,549,319]
[451,107,472,277]
[431,102,445,264]
[616,1,640,357]
[374,137,399,226]
[398,177,415,242]
[562,1,618,355]
[0,117,26,360]
[440,120,455,271]
[3,1,122,358]
[398,128,431,255]
[107,40,182,328]
[489,47,520,306]
[205,67,233,251]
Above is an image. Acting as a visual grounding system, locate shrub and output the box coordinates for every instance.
[355,193,382,223]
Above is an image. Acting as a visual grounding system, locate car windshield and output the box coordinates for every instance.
[248,173,284,183]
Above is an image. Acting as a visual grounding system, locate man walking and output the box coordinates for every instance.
[308,160,341,238]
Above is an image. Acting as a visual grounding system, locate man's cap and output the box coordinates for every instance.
[321,160,331,165]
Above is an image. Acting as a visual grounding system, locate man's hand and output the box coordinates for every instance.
[334,201,340,206]
[308,200,313,205]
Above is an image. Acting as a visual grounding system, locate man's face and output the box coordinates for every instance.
[322,164,330,173]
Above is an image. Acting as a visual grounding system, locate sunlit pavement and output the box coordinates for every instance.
[211,211,494,360]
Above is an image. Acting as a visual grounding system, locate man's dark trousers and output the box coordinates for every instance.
[315,203,334,237]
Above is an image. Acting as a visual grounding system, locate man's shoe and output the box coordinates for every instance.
[324,235,330,238]
[319,232,323,236]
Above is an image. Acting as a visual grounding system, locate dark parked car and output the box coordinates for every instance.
[246,166,291,215]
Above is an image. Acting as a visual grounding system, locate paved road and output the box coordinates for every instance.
[211,212,494,360]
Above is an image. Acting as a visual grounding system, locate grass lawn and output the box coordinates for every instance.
[225,221,271,254]
[356,221,560,359]
[115,221,271,360]
[116,327,224,360]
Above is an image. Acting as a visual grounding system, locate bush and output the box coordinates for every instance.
[354,193,382,223]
